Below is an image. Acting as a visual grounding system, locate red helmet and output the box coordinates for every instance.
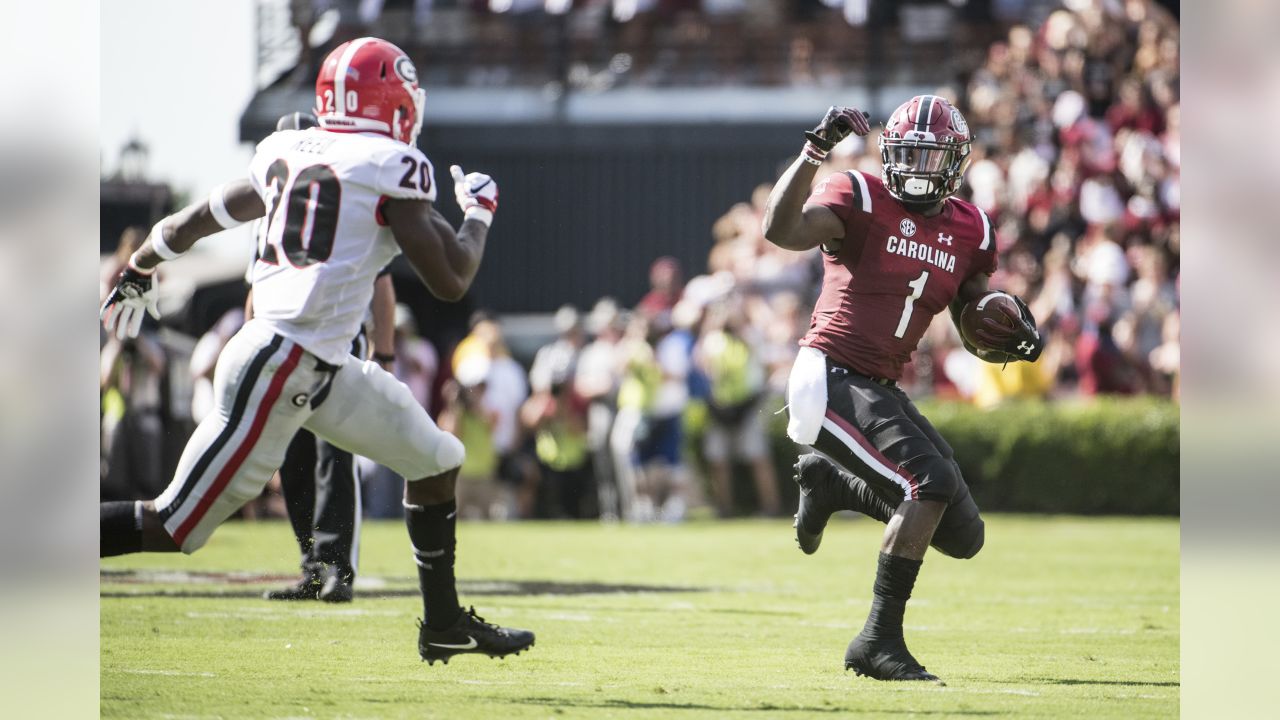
[314,37,425,146]
[879,95,973,205]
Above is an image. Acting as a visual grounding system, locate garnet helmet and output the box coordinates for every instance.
[314,37,425,146]
[879,95,972,206]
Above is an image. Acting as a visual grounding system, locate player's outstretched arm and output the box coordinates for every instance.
[131,179,265,271]
[101,178,265,339]
[762,106,870,252]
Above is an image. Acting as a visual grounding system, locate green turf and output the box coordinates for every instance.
[101,515,1178,719]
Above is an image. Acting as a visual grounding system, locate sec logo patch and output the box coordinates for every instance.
[899,218,918,237]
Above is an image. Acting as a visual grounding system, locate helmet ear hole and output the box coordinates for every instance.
[380,62,387,80]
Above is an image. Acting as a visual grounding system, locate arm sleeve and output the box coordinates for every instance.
[374,146,438,203]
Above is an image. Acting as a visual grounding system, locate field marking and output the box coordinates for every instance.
[184,607,405,621]
[120,668,217,678]
[455,679,587,687]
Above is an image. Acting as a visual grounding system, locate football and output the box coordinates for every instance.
[959,291,1021,349]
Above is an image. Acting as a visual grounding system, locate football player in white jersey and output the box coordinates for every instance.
[99,38,534,663]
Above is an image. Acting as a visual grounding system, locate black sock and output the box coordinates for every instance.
[101,501,143,557]
[860,552,923,641]
[405,499,461,630]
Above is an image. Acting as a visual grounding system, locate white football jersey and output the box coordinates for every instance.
[246,129,437,364]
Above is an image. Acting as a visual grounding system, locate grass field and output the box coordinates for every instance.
[101,515,1178,719]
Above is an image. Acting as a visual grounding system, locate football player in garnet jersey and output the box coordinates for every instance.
[762,97,1042,683]
[99,38,534,664]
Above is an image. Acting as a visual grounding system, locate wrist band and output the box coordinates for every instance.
[126,252,155,275]
[373,352,396,364]
[150,219,184,260]
[208,184,245,229]
[802,143,827,166]
[464,207,494,227]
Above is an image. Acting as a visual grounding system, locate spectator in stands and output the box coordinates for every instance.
[100,332,167,501]
[392,303,440,411]
[1076,301,1139,396]
[694,299,779,517]
[188,308,245,423]
[521,362,594,519]
[530,304,586,396]
[101,227,147,304]
[644,304,697,522]
[609,313,661,521]
[575,298,625,520]
[438,360,508,519]
[635,256,684,328]
[454,317,538,518]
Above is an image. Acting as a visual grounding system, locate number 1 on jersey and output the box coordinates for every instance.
[894,270,930,339]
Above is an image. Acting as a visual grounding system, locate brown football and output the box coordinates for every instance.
[959,292,1020,349]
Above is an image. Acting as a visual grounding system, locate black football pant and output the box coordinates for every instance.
[810,361,984,559]
[280,428,361,582]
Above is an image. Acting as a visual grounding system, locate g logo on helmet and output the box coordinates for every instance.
[950,108,969,136]
[394,56,418,84]
[899,218,918,237]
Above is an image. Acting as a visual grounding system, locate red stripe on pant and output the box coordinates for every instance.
[823,408,919,500]
[173,343,305,547]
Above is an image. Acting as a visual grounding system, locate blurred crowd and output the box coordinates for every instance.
[280,0,1180,88]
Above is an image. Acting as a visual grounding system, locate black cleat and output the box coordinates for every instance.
[418,606,535,665]
[793,454,844,555]
[844,632,943,684]
[264,575,322,601]
[318,567,354,604]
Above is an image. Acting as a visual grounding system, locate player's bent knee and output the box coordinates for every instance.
[434,433,465,473]
[933,516,984,559]
[916,457,963,505]
[956,517,984,559]
[396,431,465,479]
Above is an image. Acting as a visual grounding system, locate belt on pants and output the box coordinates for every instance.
[826,359,898,388]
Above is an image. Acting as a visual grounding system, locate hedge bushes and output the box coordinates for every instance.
[913,398,1178,515]
[747,397,1178,516]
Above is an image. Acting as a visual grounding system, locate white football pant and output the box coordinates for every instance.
[154,319,464,553]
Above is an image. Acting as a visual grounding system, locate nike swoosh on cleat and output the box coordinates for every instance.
[428,637,477,650]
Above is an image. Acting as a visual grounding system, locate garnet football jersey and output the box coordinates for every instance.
[247,129,437,364]
[799,169,997,380]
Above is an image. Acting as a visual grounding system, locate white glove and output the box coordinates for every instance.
[449,165,498,227]
[100,263,161,340]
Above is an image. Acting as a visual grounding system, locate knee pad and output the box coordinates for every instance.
[933,515,984,559]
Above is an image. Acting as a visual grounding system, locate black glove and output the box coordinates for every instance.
[804,106,872,153]
[972,294,1043,364]
[100,264,160,340]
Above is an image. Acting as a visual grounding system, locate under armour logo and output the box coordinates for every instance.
[1017,341,1034,354]
[937,233,953,246]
